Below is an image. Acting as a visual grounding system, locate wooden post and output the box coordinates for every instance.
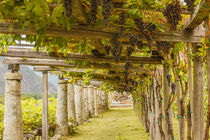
[192,43,205,140]
[42,71,48,140]
[204,16,210,140]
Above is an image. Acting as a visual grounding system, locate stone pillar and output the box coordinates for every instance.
[88,86,95,117]
[98,90,102,114]
[83,87,89,121]
[94,87,98,116]
[105,92,109,110]
[101,91,105,111]
[67,83,76,125]
[3,72,24,140]
[55,80,69,136]
[75,84,84,125]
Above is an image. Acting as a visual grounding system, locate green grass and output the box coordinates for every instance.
[67,108,149,140]
[66,108,210,140]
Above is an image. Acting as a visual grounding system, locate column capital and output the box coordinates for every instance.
[58,80,68,84]
[4,72,22,80]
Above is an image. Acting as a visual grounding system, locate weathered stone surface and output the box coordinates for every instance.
[94,88,98,116]
[4,72,22,80]
[55,80,69,136]
[88,86,95,117]
[75,84,84,125]
[83,87,89,121]
[67,83,76,125]
[3,72,24,140]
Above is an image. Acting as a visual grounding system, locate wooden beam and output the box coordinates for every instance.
[42,71,48,140]
[2,57,148,73]
[0,22,205,42]
[33,66,141,76]
[1,48,162,64]
[61,71,124,83]
[183,0,210,30]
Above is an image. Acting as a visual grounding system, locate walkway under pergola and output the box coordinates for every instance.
[0,0,209,140]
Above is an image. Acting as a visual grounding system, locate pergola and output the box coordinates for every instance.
[0,0,209,140]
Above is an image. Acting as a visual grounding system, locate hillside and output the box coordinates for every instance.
[0,61,57,94]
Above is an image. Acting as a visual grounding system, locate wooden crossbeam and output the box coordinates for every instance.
[183,0,210,30]
[2,57,148,73]
[33,66,139,77]
[1,48,162,64]
[0,22,205,42]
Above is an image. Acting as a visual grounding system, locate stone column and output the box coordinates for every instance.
[94,87,98,116]
[75,84,84,125]
[83,86,89,121]
[3,72,24,140]
[88,86,95,117]
[98,90,102,114]
[67,83,76,125]
[105,92,109,110]
[55,80,69,136]
[101,91,105,111]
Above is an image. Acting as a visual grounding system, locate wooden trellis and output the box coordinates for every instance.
[0,0,209,140]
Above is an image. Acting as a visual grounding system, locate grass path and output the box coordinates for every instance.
[67,108,149,140]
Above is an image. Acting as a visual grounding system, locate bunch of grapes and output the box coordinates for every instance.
[129,34,139,47]
[124,71,129,84]
[102,0,113,26]
[132,80,138,87]
[134,18,153,50]
[156,41,162,50]
[124,61,131,70]
[162,42,170,54]
[119,13,126,32]
[156,41,170,55]
[104,45,111,55]
[63,0,73,17]
[137,41,144,50]
[127,34,138,56]
[134,18,146,32]
[127,46,134,57]
[171,82,176,94]
[90,0,98,24]
[184,0,195,13]
[166,74,172,86]
[111,34,122,63]
[163,1,182,30]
